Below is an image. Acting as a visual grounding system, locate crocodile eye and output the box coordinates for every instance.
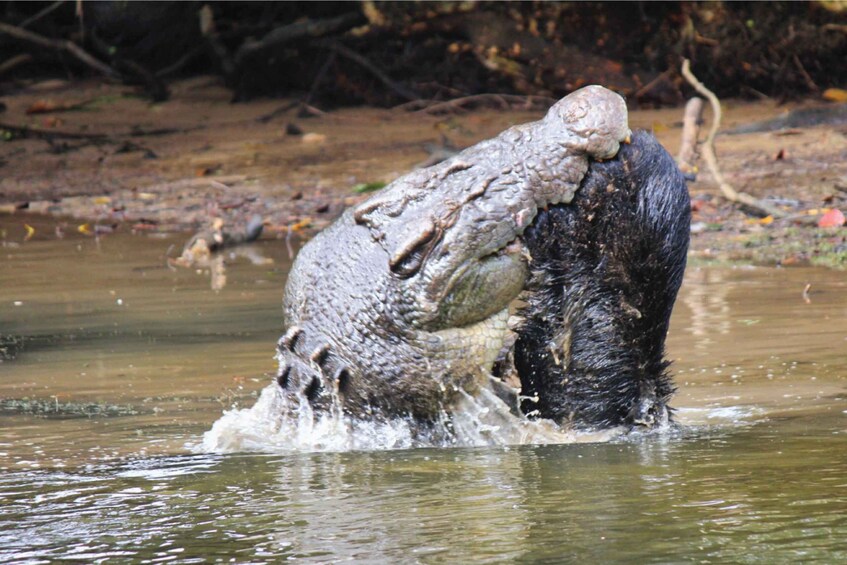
[389,222,442,279]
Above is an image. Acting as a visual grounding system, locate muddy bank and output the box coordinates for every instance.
[1,79,846,267]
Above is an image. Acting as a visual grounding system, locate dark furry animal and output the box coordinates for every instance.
[514,131,690,429]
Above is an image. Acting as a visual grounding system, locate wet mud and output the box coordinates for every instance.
[1,79,846,268]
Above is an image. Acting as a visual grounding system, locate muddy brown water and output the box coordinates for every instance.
[1,213,846,562]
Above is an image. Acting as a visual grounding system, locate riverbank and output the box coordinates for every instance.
[2,78,846,267]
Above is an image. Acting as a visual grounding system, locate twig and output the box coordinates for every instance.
[0,21,115,77]
[113,58,169,102]
[199,5,235,78]
[285,225,295,261]
[256,101,300,124]
[129,126,205,137]
[297,104,326,118]
[792,54,819,92]
[154,46,205,78]
[20,1,66,29]
[0,122,201,141]
[407,94,556,115]
[823,24,847,33]
[680,59,786,218]
[303,51,337,107]
[634,68,674,99]
[316,41,419,102]
[677,97,703,176]
[75,0,84,43]
[0,121,160,157]
[0,53,33,76]
[234,12,365,64]
[0,121,109,141]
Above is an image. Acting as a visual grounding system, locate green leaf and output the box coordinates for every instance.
[352,181,387,194]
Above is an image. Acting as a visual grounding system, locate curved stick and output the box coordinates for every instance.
[681,59,785,218]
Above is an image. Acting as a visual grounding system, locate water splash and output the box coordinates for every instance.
[199,383,620,454]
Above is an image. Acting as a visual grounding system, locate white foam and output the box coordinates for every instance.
[674,405,764,426]
[199,384,619,454]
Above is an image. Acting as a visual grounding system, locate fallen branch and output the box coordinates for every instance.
[234,12,365,64]
[680,59,785,218]
[304,51,338,107]
[0,122,201,141]
[112,58,169,102]
[0,21,115,77]
[20,0,66,29]
[0,53,33,76]
[255,101,300,124]
[0,121,108,141]
[677,97,704,176]
[405,93,556,115]
[154,46,205,78]
[792,54,819,93]
[634,68,675,99]
[316,41,419,102]
[0,121,159,157]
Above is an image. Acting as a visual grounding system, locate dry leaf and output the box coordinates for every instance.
[42,116,63,128]
[744,215,773,225]
[818,208,846,228]
[289,217,312,232]
[822,88,847,103]
[26,99,84,115]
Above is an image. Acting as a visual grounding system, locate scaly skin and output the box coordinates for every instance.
[278,86,630,420]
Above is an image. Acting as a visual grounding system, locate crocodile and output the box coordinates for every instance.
[276,85,689,429]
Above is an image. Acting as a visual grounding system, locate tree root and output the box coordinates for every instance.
[0,53,33,76]
[315,41,419,102]
[0,21,115,78]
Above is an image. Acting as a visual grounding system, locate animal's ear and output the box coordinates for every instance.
[388,219,443,278]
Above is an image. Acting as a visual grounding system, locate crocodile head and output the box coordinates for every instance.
[350,85,630,332]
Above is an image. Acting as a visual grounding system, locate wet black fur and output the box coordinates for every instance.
[515,131,690,429]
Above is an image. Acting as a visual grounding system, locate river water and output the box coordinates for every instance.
[1,214,845,563]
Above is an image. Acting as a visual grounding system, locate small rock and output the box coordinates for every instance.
[302,133,327,145]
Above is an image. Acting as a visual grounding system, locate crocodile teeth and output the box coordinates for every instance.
[507,315,524,330]
[278,326,303,352]
[276,364,291,388]
[304,376,322,402]
[334,366,351,395]
[309,343,331,368]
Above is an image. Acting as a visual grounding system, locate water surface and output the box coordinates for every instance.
[1,214,845,562]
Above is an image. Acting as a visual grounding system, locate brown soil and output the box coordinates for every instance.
[2,78,846,267]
